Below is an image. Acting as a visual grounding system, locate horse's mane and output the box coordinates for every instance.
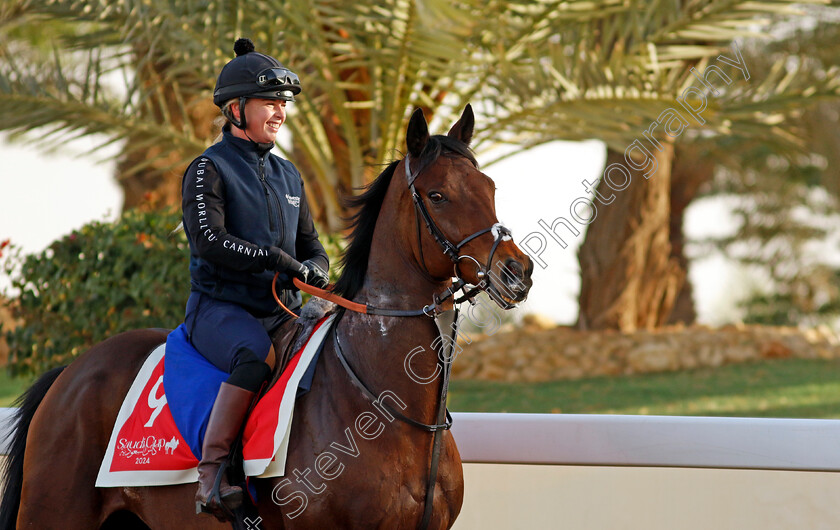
[332,135,477,300]
[331,160,399,299]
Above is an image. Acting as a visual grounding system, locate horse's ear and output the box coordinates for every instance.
[406,108,429,158]
[447,104,474,146]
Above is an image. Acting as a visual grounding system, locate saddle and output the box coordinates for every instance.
[268,297,336,390]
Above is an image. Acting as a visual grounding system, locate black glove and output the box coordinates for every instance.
[295,259,329,289]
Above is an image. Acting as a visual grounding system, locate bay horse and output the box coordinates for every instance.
[0,105,533,529]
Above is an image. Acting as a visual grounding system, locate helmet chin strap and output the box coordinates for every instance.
[222,96,249,130]
[224,96,275,150]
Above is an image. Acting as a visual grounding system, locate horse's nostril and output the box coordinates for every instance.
[503,258,525,281]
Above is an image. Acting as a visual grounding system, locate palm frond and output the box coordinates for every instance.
[1,0,838,230]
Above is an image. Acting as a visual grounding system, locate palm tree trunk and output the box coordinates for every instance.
[291,135,352,233]
[116,48,218,211]
[666,144,716,325]
[116,150,183,210]
[577,142,684,331]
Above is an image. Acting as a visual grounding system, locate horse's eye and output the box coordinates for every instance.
[427,191,446,204]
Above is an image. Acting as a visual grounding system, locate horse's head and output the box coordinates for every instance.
[400,105,533,309]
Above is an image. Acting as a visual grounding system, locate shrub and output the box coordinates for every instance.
[1,208,189,376]
[1,208,347,377]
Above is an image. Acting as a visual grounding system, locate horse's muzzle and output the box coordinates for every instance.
[485,256,533,308]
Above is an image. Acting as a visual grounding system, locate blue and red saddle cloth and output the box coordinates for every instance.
[95,314,335,488]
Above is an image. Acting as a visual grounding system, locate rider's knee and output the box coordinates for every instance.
[226,348,271,392]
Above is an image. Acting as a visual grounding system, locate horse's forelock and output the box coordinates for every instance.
[415,135,478,176]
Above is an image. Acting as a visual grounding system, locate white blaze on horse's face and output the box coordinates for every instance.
[404,105,533,308]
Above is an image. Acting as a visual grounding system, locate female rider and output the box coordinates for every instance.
[181,38,329,518]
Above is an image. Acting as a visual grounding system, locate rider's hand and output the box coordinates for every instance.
[293,259,329,289]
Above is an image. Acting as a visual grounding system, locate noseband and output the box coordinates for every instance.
[406,154,518,310]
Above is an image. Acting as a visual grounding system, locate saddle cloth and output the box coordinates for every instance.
[95,313,336,487]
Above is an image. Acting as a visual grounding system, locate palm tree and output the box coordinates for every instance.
[0,0,478,228]
[691,18,840,326]
[1,0,837,330]
[469,1,839,330]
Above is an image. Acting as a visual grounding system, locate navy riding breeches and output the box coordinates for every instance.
[184,291,294,374]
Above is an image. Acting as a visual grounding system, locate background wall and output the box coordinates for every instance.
[454,464,840,530]
[452,316,840,382]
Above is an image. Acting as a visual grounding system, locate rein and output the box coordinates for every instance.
[272,276,461,317]
[330,305,458,530]
[331,307,453,433]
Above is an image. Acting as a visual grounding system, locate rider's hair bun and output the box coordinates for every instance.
[234,38,255,57]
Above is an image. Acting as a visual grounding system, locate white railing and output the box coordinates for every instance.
[0,407,14,453]
[4,409,840,528]
[446,413,840,529]
[449,412,840,471]
[3,408,840,470]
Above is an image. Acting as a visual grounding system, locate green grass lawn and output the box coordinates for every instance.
[448,357,840,418]
[3,358,840,418]
[0,370,34,407]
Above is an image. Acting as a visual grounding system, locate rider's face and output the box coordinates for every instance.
[234,98,286,144]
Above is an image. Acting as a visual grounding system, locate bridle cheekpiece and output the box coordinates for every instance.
[405,154,518,311]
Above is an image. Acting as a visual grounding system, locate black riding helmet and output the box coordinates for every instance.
[213,38,302,130]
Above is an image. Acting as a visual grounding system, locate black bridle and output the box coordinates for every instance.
[406,154,518,312]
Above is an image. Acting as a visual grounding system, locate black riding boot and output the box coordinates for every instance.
[195,382,254,520]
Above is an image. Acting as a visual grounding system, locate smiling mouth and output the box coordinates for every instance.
[267,122,281,132]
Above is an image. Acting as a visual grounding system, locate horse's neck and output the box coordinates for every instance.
[336,228,450,422]
[336,306,443,425]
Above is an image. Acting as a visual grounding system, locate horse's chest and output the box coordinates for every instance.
[274,430,463,527]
